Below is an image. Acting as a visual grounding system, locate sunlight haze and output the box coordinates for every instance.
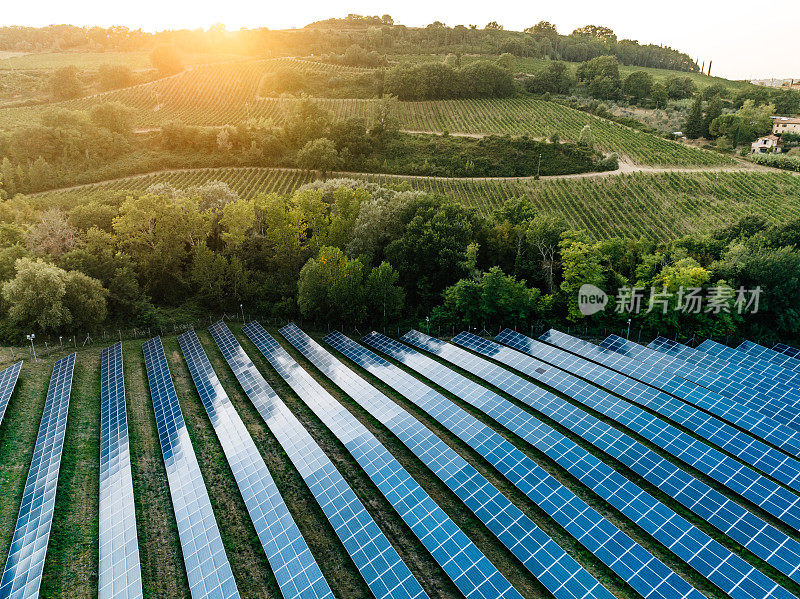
[2,0,797,80]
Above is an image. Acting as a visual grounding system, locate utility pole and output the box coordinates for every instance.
[27,334,37,362]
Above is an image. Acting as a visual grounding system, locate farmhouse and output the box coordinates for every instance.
[773,116,800,135]
[751,134,780,153]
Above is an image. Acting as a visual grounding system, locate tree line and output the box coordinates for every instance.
[0,177,799,344]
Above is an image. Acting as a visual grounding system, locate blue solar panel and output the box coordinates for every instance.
[537,329,800,457]
[654,338,800,405]
[739,340,800,373]
[324,332,705,599]
[99,343,143,599]
[454,331,800,533]
[141,337,240,599]
[600,334,800,436]
[279,323,611,599]
[698,338,800,384]
[0,353,75,599]
[452,331,800,584]
[492,331,800,495]
[388,330,797,599]
[694,339,800,402]
[207,321,429,599]
[0,361,23,430]
[775,343,800,360]
[177,330,335,599]
[245,322,523,599]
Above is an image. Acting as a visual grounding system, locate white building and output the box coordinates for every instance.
[752,134,780,153]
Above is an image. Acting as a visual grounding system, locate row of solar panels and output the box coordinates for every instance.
[1,327,800,599]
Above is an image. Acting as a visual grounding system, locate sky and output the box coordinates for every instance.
[2,0,798,80]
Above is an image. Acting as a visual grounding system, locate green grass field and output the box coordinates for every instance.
[31,166,800,241]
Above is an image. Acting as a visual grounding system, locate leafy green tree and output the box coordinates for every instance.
[683,95,705,139]
[98,64,134,90]
[365,261,404,322]
[560,237,604,320]
[524,61,572,94]
[703,95,723,139]
[664,76,696,100]
[578,125,595,149]
[296,138,339,178]
[430,266,540,328]
[2,257,107,333]
[297,246,366,322]
[622,71,654,102]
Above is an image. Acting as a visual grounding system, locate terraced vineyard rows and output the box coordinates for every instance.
[34,167,800,241]
[0,57,730,166]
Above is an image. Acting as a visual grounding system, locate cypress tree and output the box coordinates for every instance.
[684,95,705,139]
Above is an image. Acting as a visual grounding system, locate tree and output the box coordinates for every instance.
[90,102,136,136]
[150,45,184,76]
[684,95,705,139]
[2,258,107,333]
[98,64,133,90]
[664,76,696,100]
[297,246,367,322]
[576,56,621,100]
[578,125,595,149]
[485,21,503,30]
[703,95,723,139]
[26,156,53,191]
[365,261,404,322]
[572,25,617,42]
[430,267,540,328]
[296,138,339,178]
[50,66,83,100]
[622,71,654,102]
[524,61,571,95]
[560,238,604,321]
[26,208,77,257]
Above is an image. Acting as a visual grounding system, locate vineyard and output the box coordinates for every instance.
[31,167,800,241]
[0,57,730,166]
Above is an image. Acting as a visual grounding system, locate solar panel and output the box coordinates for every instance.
[775,343,800,360]
[491,331,800,495]
[538,329,800,457]
[455,331,800,533]
[0,353,75,599]
[450,331,800,584]
[694,339,800,403]
[654,338,800,406]
[244,322,523,599]
[739,340,800,373]
[207,321,429,599]
[141,337,240,599]
[698,338,800,384]
[177,330,335,599]
[599,334,800,436]
[99,343,143,599]
[370,330,797,599]
[324,332,705,599]
[279,323,611,599]
[0,361,23,429]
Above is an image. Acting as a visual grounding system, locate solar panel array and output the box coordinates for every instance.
[492,331,800,494]
[279,323,610,599]
[537,328,800,458]
[245,322,523,599]
[0,361,22,430]
[739,340,800,372]
[453,331,800,585]
[325,331,705,599]
[776,342,800,359]
[601,335,800,431]
[207,321,429,599]
[0,353,75,599]
[177,330,335,599]
[653,337,800,405]
[377,329,794,599]
[457,332,800,533]
[99,344,143,599]
[141,337,240,599]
